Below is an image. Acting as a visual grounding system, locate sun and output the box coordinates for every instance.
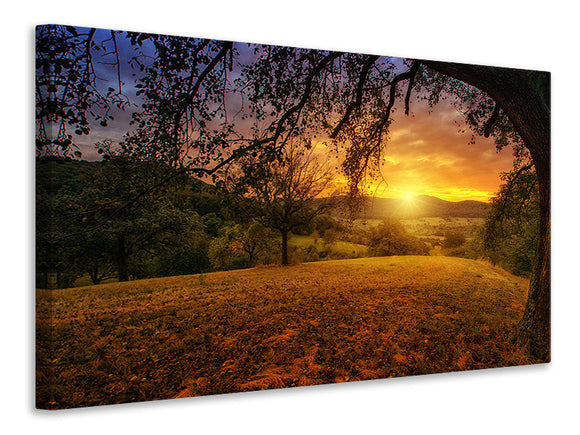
[403,193,415,203]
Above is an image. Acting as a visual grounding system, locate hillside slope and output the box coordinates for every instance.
[36,256,536,409]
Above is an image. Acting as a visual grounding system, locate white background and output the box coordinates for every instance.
[2,1,578,433]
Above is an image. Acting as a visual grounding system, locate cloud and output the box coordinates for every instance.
[371,99,514,201]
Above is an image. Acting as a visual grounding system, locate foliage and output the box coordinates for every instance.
[443,231,467,248]
[201,212,223,237]
[35,26,548,221]
[35,26,129,158]
[36,157,98,287]
[443,239,483,261]
[483,166,539,276]
[209,222,278,270]
[35,157,215,287]
[367,219,429,256]
[129,209,211,279]
[208,225,246,270]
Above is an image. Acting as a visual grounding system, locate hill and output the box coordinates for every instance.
[362,195,489,219]
[36,256,536,409]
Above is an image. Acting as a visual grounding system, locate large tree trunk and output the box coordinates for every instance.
[516,168,550,359]
[423,61,551,360]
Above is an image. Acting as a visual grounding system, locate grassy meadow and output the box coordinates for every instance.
[355,217,485,239]
[289,234,369,259]
[37,255,538,409]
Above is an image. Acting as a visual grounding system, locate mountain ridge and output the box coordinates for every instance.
[361,194,490,219]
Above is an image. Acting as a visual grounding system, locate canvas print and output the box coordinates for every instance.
[35,25,550,409]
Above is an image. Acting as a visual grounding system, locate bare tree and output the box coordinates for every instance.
[240,145,335,265]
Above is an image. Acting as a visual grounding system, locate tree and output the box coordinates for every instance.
[35,157,95,288]
[368,219,429,257]
[141,210,211,278]
[36,152,213,286]
[240,221,276,267]
[35,26,550,358]
[239,146,335,265]
[73,231,116,285]
[415,63,550,359]
[90,154,215,281]
[208,222,276,269]
[483,164,539,276]
[443,231,467,249]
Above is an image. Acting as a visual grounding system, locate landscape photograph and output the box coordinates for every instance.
[35,25,550,409]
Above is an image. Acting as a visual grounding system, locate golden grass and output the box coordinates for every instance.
[290,234,369,257]
[36,256,538,409]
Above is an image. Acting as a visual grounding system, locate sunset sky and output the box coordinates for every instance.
[361,99,515,202]
[72,29,515,204]
[80,101,514,204]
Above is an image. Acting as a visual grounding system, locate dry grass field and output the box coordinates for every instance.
[36,256,538,409]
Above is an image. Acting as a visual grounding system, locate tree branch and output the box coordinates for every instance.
[271,51,343,146]
[172,41,233,145]
[111,30,123,94]
[330,55,380,138]
[332,64,418,141]
[370,66,417,142]
[404,61,420,115]
[483,103,500,137]
[59,50,344,240]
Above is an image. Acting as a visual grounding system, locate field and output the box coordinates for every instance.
[289,234,369,258]
[36,256,537,409]
[354,217,485,239]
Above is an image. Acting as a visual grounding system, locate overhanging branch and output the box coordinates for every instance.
[330,55,380,138]
[331,63,419,140]
[404,61,420,115]
[483,103,500,138]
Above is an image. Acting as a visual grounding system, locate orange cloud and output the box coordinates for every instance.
[368,100,515,202]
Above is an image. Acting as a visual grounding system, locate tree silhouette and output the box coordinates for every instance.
[239,145,334,265]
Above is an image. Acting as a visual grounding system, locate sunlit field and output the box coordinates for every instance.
[37,255,538,409]
[354,217,485,239]
[289,234,369,259]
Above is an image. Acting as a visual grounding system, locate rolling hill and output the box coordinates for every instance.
[361,195,490,219]
[36,255,535,409]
